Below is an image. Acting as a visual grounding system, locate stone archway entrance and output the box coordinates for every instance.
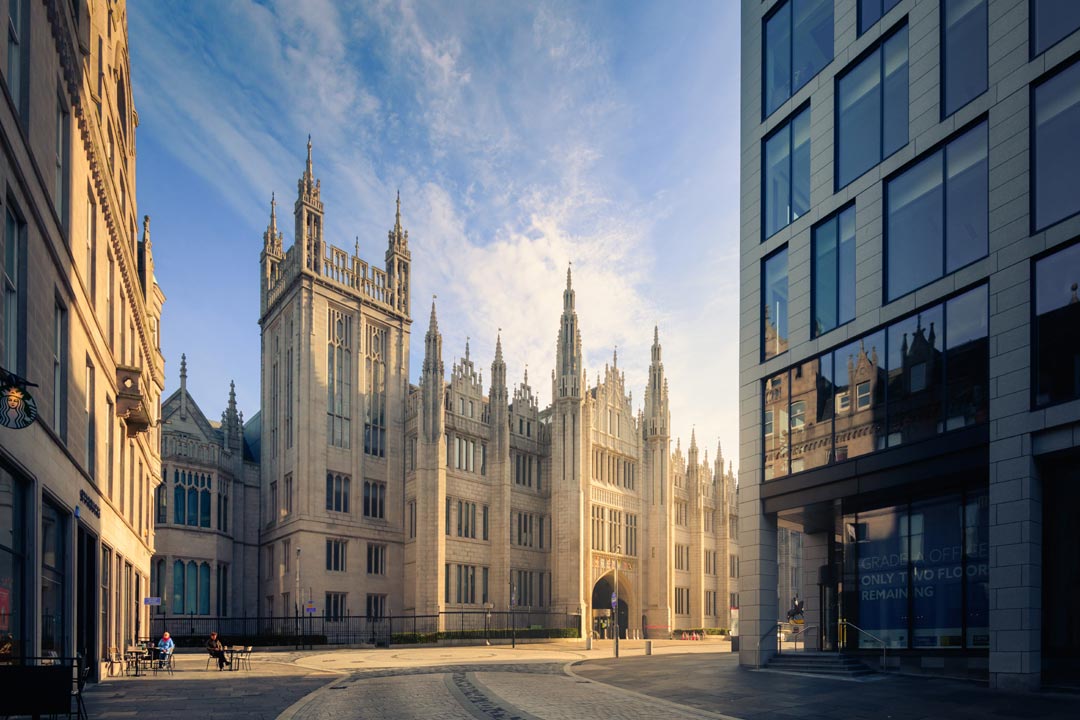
[591,574,630,639]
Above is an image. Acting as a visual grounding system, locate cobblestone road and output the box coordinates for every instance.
[285,662,732,720]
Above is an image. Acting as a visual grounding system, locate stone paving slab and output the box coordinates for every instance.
[82,652,337,720]
[475,669,733,720]
[574,652,1080,720]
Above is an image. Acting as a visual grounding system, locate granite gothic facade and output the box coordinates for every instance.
[157,143,737,638]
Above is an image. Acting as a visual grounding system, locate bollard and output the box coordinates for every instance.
[585,636,593,651]
[645,640,653,656]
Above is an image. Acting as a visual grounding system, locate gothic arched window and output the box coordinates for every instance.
[172,559,184,614]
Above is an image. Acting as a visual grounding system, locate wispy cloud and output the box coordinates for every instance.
[130,0,742,470]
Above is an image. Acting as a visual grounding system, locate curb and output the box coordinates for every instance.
[275,674,351,720]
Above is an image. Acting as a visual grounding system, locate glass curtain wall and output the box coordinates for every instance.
[842,488,989,650]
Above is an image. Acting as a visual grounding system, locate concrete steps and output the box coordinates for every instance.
[765,651,878,678]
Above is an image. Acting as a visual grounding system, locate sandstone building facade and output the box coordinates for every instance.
[0,0,164,680]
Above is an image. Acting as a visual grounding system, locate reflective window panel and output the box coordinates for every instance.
[1034,59,1080,231]
[837,26,908,188]
[942,0,987,118]
[813,205,856,336]
[1034,242,1080,406]
[763,248,790,360]
[886,304,943,447]
[764,0,833,117]
[1031,0,1080,57]
[944,285,989,430]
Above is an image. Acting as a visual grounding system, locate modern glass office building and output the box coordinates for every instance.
[739,0,1080,690]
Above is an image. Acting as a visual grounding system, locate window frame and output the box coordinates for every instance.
[834,20,909,191]
[761,103,811,241]
[1030,236,1080,409]
[761,244,790,361]
[940,0,988,120]
[1030,0,1080,59]
[1030,56,1080,234]
[883,116,989,303]
[811,202,857,338]
[857,0,902,37]
[761,0,834,120]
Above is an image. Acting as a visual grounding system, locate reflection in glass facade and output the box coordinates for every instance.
[858,0,901,36]
[1033,59,1080,232]
[763,248,789,361]
[887,122,987,300]
[1031,0,1080,57]
[843,489,988,649]
[764,0,834,118]
[886,304,942,447]
[763,285,988,476]
[942,0,987,118]
[837,25,908,188]
[764,108,811,239]
[812,205,856,336]
[763,370,789,480]
[1034,242,1080,407]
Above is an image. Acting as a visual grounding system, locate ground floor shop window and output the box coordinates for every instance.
[843,488,988,649]
[0,466,27,657]
[41,500,66,655]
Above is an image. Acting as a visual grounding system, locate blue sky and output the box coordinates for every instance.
[130,0,742,469]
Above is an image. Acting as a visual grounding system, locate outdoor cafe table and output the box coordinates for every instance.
[225,646,242,671]
[125,647,147,677]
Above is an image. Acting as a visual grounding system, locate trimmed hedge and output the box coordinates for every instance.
[394,627,578,644]
[173,634,328,648]
[673,628,728,636]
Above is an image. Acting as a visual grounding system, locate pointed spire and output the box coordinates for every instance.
[690,426,697,451]
[306,134,313,180]
[566,262,572,289]
[228,379,237,410]
[654,325,659,344]
[524,364,529,386]
[495,330,504,364]
[395,189,402,229]
[613,346,618,369]
[465,335,470,361]
[179,353,189,418]
[141,215,152,249]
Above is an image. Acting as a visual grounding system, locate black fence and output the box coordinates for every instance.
[151,611,580,648]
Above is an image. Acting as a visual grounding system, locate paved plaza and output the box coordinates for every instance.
[82,642,1078,720]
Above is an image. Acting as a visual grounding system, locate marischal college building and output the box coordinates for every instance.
[739,0,1080,692]
[152,141,739,641]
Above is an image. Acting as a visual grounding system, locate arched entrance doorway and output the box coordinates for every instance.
[591,574,630,639]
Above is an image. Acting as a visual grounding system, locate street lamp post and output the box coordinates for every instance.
[614,545,621,659]
[295,546,301,647]
[509,579,517,649]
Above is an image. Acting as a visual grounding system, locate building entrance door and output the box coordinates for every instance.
[591,575,630,639]
[76,524,98,680]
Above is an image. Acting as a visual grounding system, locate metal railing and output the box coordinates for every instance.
[150,611,580,649]
[839,620,888,672]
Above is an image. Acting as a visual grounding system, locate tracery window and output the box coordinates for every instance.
[327,308,352,448]
[364,323,387,457]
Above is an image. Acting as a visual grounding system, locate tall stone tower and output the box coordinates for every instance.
[643,326,673,634]
[258,139,411,618]
[407,301,446,615]
[550,267,589,628]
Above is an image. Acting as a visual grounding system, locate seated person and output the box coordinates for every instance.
[206,631,230,670]
[156,632,174,667]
